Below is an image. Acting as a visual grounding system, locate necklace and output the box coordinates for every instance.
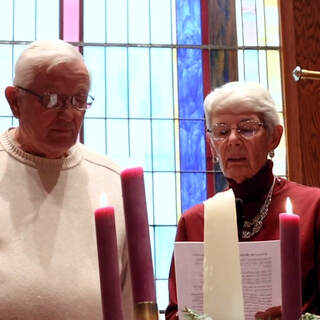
[241,176,276,239]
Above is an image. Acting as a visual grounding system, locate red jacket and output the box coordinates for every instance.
[165,162,320,319]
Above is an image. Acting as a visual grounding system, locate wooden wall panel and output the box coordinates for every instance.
[279,0,320,186]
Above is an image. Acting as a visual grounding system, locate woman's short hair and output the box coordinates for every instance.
[204,81,280,132]
[14,39,88,88]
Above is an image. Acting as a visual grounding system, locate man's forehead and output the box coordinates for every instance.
[32,66,90,92]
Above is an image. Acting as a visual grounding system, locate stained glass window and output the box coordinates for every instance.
[0,0,284,316]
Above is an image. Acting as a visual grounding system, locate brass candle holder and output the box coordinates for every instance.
[134,301,159,320]
[292,66,320,81]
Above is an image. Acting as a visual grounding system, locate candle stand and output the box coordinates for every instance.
[134,302,159,320]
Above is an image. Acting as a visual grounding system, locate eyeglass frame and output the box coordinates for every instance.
[16,86,94,111]
[207,119,265,141]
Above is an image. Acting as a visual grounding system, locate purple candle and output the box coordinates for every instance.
[279,198,302,320]
[120,167,156,303]
[95,205,124,320]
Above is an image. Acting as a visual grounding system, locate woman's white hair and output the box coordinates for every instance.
[204,81,280,132]
[14,39,88,87]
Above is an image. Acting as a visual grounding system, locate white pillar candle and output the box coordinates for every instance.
[204,189,245,320]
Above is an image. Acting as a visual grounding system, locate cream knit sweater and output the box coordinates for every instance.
[0,128,134,320]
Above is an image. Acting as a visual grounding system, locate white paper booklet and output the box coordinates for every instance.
[174,240,281,320]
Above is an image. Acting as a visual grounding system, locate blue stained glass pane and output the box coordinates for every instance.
[176,0,201,45]
[106,47,128,118]
[83,119,106,155]
[128,48,151,118]
[83,0,105,42]
[181,172,207,212]
[106,0,127,43]
[238,50,245,81]
[106,119,129,165]
[154,226,176,279]
[153,173,176,225]
[152,120,175,171]
[151,48,174,118]
[36,0,59,40]
[150,0,172,44]
[156,280,169,312]
[14,0,35,41]
[0,118,13,133]
[0,1,13,40]
[0,45,13,117]
[145,172,154,226]
[128,0,150,44]
[180,120,206,171]
[129,119,152,171]
[178,49,203,119]
[242,0,257,46]
[83,46,106,118]
[244,50,259,82]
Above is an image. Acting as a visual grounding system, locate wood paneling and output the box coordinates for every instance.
[279,0,320,186]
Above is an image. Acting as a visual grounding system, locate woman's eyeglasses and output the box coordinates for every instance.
[207,120,264,141]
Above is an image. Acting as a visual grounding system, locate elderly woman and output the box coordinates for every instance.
[165,81,320,319]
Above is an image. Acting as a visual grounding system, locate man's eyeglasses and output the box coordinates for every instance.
[207,120,264,141]
[16,86,94,111]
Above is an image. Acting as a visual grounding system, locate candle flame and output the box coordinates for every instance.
[100,193,107,207]
[286,197,293,214]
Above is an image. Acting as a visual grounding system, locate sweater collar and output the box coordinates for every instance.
[0,128,83,170]
[227,160,274,201]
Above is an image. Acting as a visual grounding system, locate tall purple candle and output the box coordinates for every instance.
[280,198,302,320]
[95,207,124,320]
[120,167,156,303]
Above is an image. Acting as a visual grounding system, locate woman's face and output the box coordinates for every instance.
[209,109,282,184]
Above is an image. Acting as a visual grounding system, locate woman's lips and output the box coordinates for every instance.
[228,157,247,162]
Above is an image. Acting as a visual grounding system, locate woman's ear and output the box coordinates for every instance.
[206,131,219,162]
[269,124,283,151]
[5,86,20,118]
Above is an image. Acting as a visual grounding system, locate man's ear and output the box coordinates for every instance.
[269,124,283,151]
[5,86,20,119]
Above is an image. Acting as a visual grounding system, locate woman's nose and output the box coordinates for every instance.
[227,128,242,143]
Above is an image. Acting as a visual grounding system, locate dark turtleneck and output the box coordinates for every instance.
[227,160,275,225]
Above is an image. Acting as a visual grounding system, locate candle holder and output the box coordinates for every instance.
[292,66,320,81]
[134,301,159,320]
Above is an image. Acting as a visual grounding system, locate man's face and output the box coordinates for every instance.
[13,60,89,158]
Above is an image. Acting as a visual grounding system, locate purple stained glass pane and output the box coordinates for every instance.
[63,0,80,42]
[176,0,201,45]
[178,49,203,119]
[181,172,207,212]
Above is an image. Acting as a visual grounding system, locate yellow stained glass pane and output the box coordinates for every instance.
[265,0,280,46]
[267,50,282,111]
[256,0,266,46]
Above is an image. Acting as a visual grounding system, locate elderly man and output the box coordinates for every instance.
[0,40,133,319]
